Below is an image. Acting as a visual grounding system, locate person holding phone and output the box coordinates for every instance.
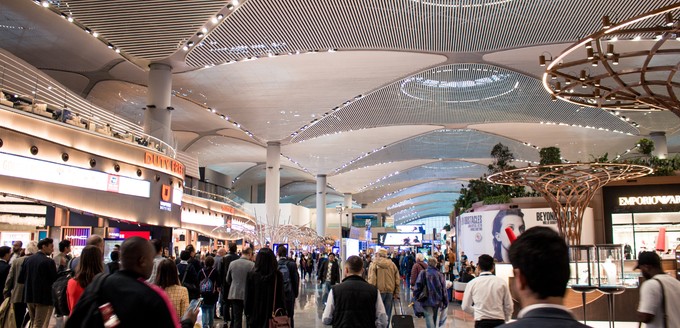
[154,259,189,322]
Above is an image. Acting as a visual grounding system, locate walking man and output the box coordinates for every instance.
[368,249,400,326]
[226,247,255,328]
[18,238,57,328]
[322,255,388,328]
[319,253,340,305]
[636,251,680,328]
[277,246,300,328]
[462,254,512,328]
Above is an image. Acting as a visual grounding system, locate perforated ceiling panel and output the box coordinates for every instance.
[338,129,538,174]
[360,161,485,194]
[368,180,465,204]
[53,0,227,61]
[387,192,459,212]
[186,0,676,66]
[394,206,453,222]
[294,64,638,142]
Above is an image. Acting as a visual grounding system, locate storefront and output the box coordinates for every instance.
[603,178,680,260]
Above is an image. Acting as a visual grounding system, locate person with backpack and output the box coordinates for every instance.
[199,256,220,328]
[402,251,415,289]
[65,245,103,313]
[414,258,449,328]
[277,245,299,328]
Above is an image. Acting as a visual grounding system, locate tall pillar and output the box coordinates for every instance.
[650,132,668,159]
[343,193,352,209]
[316,174,327,237]
[144,63,174,145]
[265,142,281,226]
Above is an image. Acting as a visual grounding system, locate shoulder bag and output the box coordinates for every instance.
[181,265,199,300]
[417,270,429,302]
[268,274,290,328]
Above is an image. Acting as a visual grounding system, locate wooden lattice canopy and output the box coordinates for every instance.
[488,163,652,245]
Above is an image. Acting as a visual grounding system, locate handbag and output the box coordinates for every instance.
[417,270,429,302]
[268,274,290,328]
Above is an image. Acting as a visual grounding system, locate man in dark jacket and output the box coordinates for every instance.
[322,255,387,328]
[0,246,11,303]
[18,238,57,328]
[319,253,340,304]
[66,237,199,328]
[498,227,589,328]
[220,242,240,322]
[277,245,300,327]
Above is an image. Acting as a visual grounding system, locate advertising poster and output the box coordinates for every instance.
[458,208,594,263]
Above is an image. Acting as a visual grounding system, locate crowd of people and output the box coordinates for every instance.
[0,228,675,328]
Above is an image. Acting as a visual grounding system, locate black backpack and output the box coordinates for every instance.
[52,269,74,316]
[277,260,293,299]
[64,273,111,328]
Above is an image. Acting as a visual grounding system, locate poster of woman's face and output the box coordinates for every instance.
[492,209,525,263]
[458,208,595,264]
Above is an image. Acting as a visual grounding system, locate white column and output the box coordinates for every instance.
[144,63,174,145]
[342,193,353,228]
[650,132,668,159]
[343,193,352,209]
[316,174,327,237]
[265,142,281,226]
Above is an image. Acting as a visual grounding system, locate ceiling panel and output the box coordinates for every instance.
[51,0,227,62]
[295,64,639,142]
[282,125,440,174]
[369,180,465,205]
[185,135,265,167]
[328,159,438,194]
[206,162,257,180]
[187,0,675,66]
[471,123,640,162]
[175,51,446,141]
[338,128,539,173]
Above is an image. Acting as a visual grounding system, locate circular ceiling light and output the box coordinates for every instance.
[400,64,519,103]
[411,0,512,8]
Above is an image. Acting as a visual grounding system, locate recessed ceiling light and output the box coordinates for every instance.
[41,1,49,7]
[211,17,218,24]
[182,46,189,51]
[67,16,74,23]
[92,31,99,37]
[633,36,641,41]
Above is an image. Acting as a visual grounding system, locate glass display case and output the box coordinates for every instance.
[569,245,597,292]
[569,245,597,325]
[596,244,625,293]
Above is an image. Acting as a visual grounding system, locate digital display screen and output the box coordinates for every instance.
[352,213,380,227]
[379,233,423,246]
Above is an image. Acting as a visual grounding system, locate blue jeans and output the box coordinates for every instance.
[381,293,393,327]
[423,306,439,328]
[322,281,333,304]
[201,305,214,328]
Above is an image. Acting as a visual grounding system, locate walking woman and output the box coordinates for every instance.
[154,258,189,322]
[414,258,448,328]
[244,248,286,328]
[198,256,220,328]
[66,245,104,313]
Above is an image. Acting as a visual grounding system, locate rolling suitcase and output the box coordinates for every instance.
[391,300,415,328]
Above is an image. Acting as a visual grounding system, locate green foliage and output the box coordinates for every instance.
[539,147,562,165]
[590,152,609,163]
[637,138,654,157]
[454,143,532,213]
[619,155,680,176]
[483,194,511,205]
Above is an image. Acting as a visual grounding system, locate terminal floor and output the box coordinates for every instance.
[50,277,639,327]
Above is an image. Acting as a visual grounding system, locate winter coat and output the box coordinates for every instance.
[414,267,448,309]
[367,257,400,295]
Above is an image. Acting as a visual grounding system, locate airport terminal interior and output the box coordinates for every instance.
[1,0,680,327]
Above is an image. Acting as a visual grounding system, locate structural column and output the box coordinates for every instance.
[316,174,327,237]
[650,131,668,159]
[265,142,281,226]
[144,63,174,146]
[343,193,352,227]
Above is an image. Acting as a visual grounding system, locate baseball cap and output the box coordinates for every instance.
[634,251,661,270]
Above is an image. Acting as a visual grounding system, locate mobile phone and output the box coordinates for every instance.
[188,298,203,312]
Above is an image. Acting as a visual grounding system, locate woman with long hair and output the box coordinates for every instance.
[244,248,286,328]
[154,258,189,321]
[492,209,525,263]
[66,245,104,313]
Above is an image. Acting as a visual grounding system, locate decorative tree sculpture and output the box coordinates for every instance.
[488,163,652,245]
